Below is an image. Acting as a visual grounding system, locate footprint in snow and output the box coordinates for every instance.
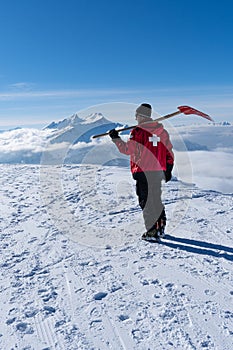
[94,292,108,300]
[16,322,34,334]
[165,283,175,291]
[204,289,216,296]
[118,314,130,322]
[43,306,56,314]
[6,317,16,325]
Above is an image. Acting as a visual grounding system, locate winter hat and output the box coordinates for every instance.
[136,103,152,118]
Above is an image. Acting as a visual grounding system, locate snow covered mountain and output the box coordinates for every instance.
[44,112,123,144]
[0,112,123,164]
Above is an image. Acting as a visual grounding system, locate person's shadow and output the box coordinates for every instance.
[162,235,233,261]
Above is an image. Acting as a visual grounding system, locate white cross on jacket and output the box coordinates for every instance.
[149,134,160,146]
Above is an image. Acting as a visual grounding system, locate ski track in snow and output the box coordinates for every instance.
[0,164,233,350]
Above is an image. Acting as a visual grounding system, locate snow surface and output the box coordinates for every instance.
[0,164,233,349]
[0,112,233,348]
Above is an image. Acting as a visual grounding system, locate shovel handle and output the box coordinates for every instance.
[92,110,181,139]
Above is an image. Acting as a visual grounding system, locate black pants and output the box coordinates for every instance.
[133,171,165,232]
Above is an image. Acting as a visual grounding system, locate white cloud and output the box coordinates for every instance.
[0,128,51,153]
[0,88,144,101]
[0,122,232,194]
[0,128,52,163]
[9,82,35,91]
[174,150,233,194]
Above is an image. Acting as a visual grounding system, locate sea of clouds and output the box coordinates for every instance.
[0,124,232,194]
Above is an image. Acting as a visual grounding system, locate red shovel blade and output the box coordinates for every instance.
[178,105,213,121]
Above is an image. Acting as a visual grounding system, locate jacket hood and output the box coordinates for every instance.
[137,122,164,135]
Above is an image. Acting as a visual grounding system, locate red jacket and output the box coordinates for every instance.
[114,122,174,174]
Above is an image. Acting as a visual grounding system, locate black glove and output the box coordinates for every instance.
[109,129,120,140]
[164,163,173,182]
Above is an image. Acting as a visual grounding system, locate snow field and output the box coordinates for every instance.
[0,164,232,349]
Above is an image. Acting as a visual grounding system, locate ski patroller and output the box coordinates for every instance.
[92,105,213,139]
[92,104,213,243]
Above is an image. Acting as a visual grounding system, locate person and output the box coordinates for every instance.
[109,103,174,241]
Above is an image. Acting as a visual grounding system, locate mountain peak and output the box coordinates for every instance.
[45,112,109,130]
[70,113,83,125]
[82,112,107,124]
[44,113,83,130]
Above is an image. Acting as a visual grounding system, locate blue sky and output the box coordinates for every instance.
[0,0,233,127]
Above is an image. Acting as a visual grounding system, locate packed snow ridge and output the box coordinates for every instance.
[0,113,233,349]
[0,164,232,349]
